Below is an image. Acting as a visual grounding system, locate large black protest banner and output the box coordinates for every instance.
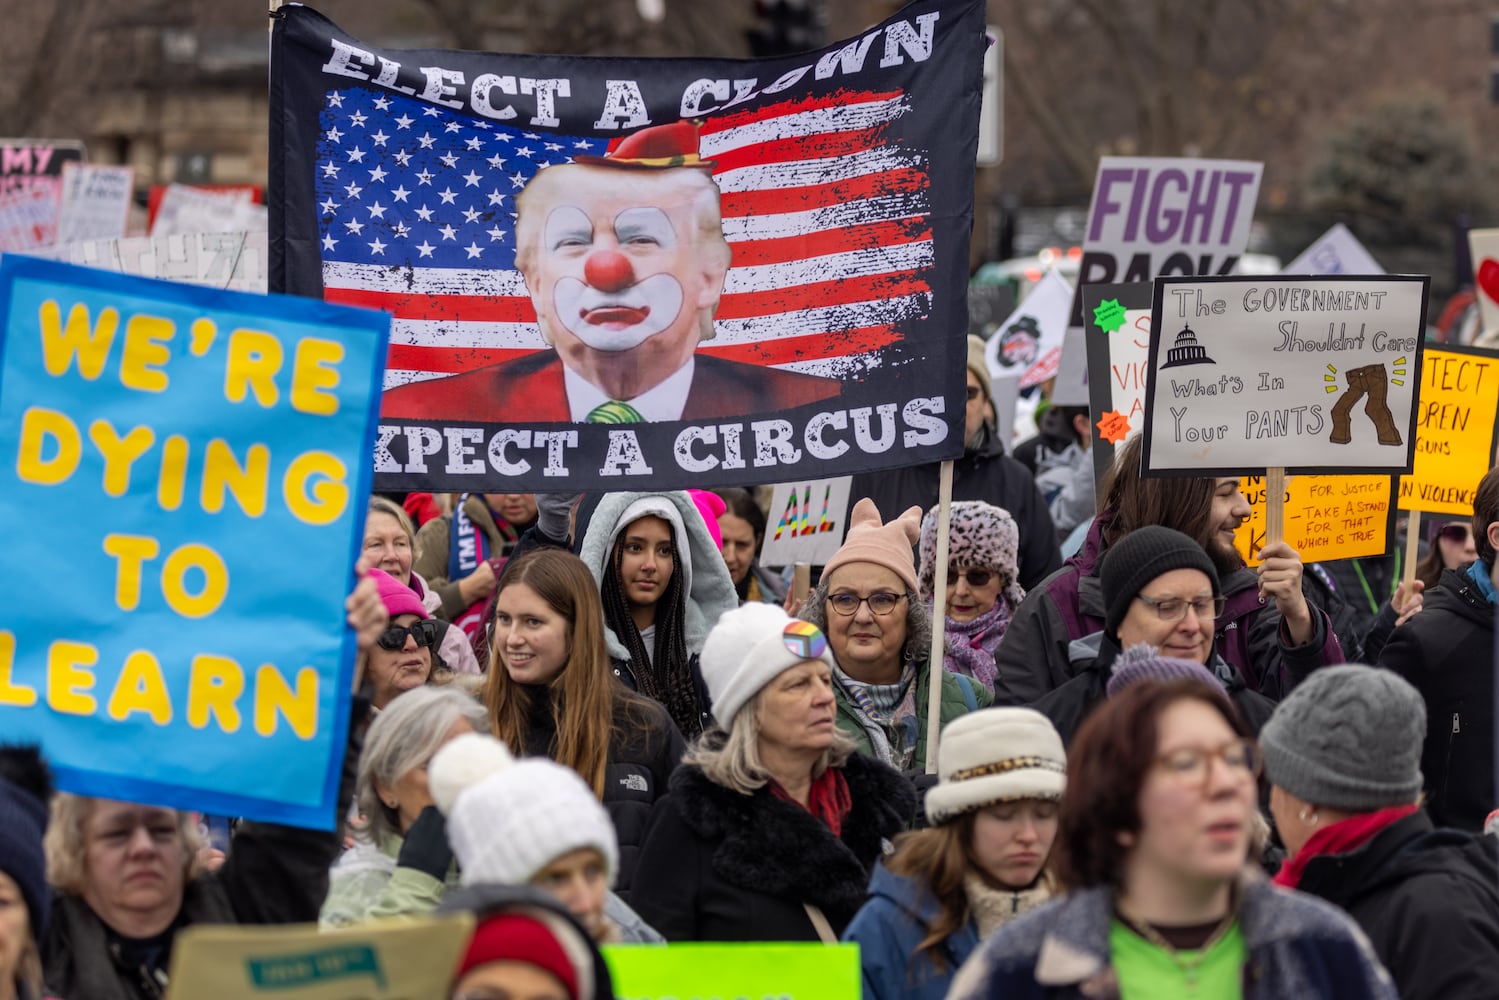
[269,1,984,491]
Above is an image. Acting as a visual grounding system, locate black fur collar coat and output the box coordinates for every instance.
[630,752,916,942]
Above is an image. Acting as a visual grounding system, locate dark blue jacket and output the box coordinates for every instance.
[946,872,1396,1000]
[842,863,980,1000]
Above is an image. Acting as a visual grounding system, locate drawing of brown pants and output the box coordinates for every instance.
[1328,363,1403,446]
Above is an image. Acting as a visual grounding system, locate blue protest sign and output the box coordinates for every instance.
[0,255,390,829]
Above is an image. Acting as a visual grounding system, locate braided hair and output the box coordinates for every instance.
[601,520,702,739]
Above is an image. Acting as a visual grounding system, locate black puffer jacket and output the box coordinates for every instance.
[518,686,684,899]
[631,751,915,942]
[1376,565,1494,831]
[1296,811,1499,1000]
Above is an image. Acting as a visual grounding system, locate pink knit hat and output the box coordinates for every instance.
[368,568,429,620]
[686,489,726,548]
[821,498,922,594]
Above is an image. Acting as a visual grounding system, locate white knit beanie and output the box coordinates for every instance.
[430,733,620,887]
[698,603,836,729]
[924,708,1067,824]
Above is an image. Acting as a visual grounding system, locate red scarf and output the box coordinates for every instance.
[769,768,853,837]
[1273,804,1419,889]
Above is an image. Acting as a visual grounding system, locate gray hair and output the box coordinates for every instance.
[800,580,933,672]
[357,686,489,843]
[684,686,857,796]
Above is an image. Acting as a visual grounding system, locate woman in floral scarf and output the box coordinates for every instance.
[918,501,1025,698]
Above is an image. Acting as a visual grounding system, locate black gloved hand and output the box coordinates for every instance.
[396,805,454,881]
[535,493,583,543]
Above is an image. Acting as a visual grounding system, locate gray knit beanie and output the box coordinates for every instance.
[1259,665,1425,811]
[1099,526,1220,636]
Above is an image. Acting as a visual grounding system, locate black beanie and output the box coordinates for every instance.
[0,744,53,940]
[1099,526,1221,636]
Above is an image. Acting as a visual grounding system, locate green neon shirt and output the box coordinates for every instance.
[1110,917,1246,999]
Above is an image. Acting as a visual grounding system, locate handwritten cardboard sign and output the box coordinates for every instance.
[1234,473,1393,565]
[759,476,851,568]
[0,256,390,828]
[56,163,134,244]
[1070,156,1263,326]
[1396,344,1499,515]
[167,914,474,998]
[1143,275,1428,476]
[603,942,859,1000]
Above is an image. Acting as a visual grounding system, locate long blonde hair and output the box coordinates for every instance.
[485,549,657,797]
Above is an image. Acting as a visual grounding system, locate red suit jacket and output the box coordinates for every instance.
[380,350,843,422]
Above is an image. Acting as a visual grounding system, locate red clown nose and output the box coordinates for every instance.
[584,249,635,292]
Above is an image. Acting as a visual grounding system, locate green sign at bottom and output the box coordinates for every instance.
[602,942,860,1000]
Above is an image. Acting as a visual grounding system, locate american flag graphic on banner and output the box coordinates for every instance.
[271,0,984,491]
[313,87,933,389]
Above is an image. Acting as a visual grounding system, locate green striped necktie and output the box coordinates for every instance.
[586,399,644,423]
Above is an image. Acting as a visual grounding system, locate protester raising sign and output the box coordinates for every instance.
[0,256,389,828]
[1143,275,1428,476]
[269,1,985,492]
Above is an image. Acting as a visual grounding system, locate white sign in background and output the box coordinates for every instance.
[1281,223,1384,277]
[759,477,852,568]
[56,162,133,244]
[1143,276,1428,474]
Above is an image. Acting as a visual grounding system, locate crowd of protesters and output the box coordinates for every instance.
[7,411,1499,999]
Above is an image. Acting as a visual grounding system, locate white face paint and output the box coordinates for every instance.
[543,203,688,352]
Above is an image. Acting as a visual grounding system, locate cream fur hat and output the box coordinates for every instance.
[431,733,620,887]
[924,708,1066,824]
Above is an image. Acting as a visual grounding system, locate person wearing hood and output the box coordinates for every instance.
[632,603,915,942]
[994,434,1343,707]
[576,490,739,739]
[842,709,1065,1000]
[429,732,661,945]
[0,745,55,1000]
[800,499,990,773]
[1262,665,1499,1000]
[483,548,683,897]
[1031,526,1276,744]
[916,501,1026,698]
[845,335,1063,592]
[438,884,614,1000]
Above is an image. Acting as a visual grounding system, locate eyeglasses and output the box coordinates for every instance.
[946,567,995,588]
[1135,594,1226,624]
[965,384,983,402]
[1154,738,1261,788]
[376,620,443,651]
[826,591,905,616]
[1439,523,1472,543]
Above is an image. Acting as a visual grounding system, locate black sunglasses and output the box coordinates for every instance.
[376,620,442,651]
[1439,523,1472,543]
[946,567,995,587]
